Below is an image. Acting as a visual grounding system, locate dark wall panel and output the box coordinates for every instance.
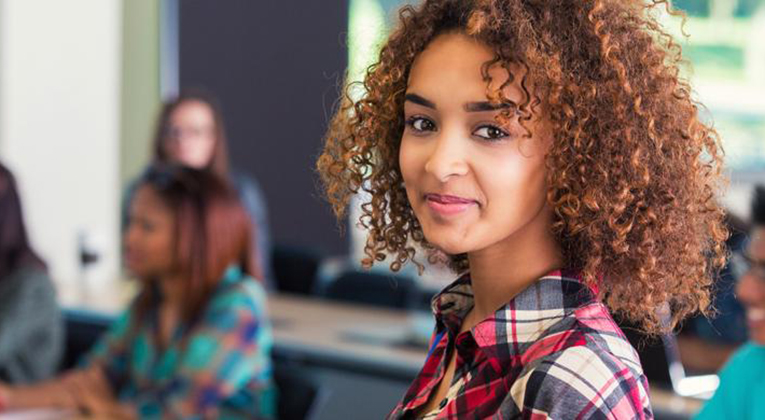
[180,1,348,255]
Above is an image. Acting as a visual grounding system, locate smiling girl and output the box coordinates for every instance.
[696,188,765,420]
[318,0,727,418]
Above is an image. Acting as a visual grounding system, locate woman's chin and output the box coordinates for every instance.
[423,236,472,257]
[751,330,765,346]
[124,264,151,281]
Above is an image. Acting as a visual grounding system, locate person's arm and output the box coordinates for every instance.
[0,371,80,409]
[0,306,138,416]
[0,364,134,418]
[0,271,61,372]
[131,284,271,417]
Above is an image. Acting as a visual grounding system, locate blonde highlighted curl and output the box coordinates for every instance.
[317,0,728,334]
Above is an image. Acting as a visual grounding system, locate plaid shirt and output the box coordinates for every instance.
[85,266,275,419]
[389,270,653,419]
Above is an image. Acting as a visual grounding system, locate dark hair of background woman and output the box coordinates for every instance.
[0,162,46,280]
[133,165,258,325]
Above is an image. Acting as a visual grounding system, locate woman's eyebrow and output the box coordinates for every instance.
[404,93,437,110]
[465,101,513,112]
[405,93,515,113]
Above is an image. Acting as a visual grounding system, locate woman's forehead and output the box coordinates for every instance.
[407,32,526,106]
[132,185,170,214]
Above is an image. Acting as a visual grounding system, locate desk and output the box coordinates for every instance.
[270,294,427,380]
[62,289,704,419]
[0,409,80,420]
[269,294,704,419]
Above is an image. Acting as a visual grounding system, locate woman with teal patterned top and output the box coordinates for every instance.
[0,165,275,419]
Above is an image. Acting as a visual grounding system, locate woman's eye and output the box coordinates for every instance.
[141,220,156,232]
[406,117,436,133]
[473,125,509,141]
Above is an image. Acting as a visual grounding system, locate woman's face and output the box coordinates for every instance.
[399,32,552,256]
[163,100,217,169]
[736,226,765,345]
[124,185,175,279]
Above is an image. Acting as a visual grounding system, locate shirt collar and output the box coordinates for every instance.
[431,269,597,358]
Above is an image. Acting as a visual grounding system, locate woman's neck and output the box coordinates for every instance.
[157,273,185,309]
[466,207,562,325]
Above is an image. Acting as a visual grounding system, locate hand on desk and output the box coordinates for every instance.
[0,366,135,419]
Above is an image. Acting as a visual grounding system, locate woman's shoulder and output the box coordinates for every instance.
[208,267,268,313]
[512,312,650,417]
[572,302,644,371]
[0,265,55,295]
[513,340,651,419]
[230,170,263,198]
[519,300,646,395]
[720,343,765,380]
[730,342,765,361]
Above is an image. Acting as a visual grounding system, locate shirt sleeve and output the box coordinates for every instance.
[131,283,271,418]
[0,269,63,382]
[503,345,652,419]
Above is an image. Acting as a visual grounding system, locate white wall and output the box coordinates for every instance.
[0,0,122,292]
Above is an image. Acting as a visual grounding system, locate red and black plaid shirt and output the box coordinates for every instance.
[388,270,653,419]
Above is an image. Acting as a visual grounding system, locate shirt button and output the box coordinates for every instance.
[439,399,448,409]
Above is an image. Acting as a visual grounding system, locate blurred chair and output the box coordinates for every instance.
[272,244,322,295]
[274,363,327,420]
[321,270,418,309]
[60,309,112,371]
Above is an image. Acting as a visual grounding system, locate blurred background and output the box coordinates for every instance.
[0,0,762,419]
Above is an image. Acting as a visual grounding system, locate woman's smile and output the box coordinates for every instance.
[424,193,479,218]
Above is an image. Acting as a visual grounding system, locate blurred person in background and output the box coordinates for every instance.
[125,89,274,289]
[0,165,275,419]
[696,186,765,420]
[0,162,62,384]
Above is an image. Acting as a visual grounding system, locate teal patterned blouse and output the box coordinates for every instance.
[84,267,275,419]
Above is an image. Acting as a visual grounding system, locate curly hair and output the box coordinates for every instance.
[317,0,728,334]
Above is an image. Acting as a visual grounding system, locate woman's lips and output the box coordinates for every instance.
[424,193,478,217]
[124,250,143,268]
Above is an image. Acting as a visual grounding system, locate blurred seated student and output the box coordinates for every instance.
[696,186,765,420]
[0,162,62,384]
[125,89,274,289]
[0,165,275,419]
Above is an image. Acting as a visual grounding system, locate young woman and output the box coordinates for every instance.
[318,0,727,418]
[696,186,765,420]
[0,162,62,384]
[125,89,273,288]
[0,165,275,418]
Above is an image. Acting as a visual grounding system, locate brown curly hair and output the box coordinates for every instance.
[317,0,728,334]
